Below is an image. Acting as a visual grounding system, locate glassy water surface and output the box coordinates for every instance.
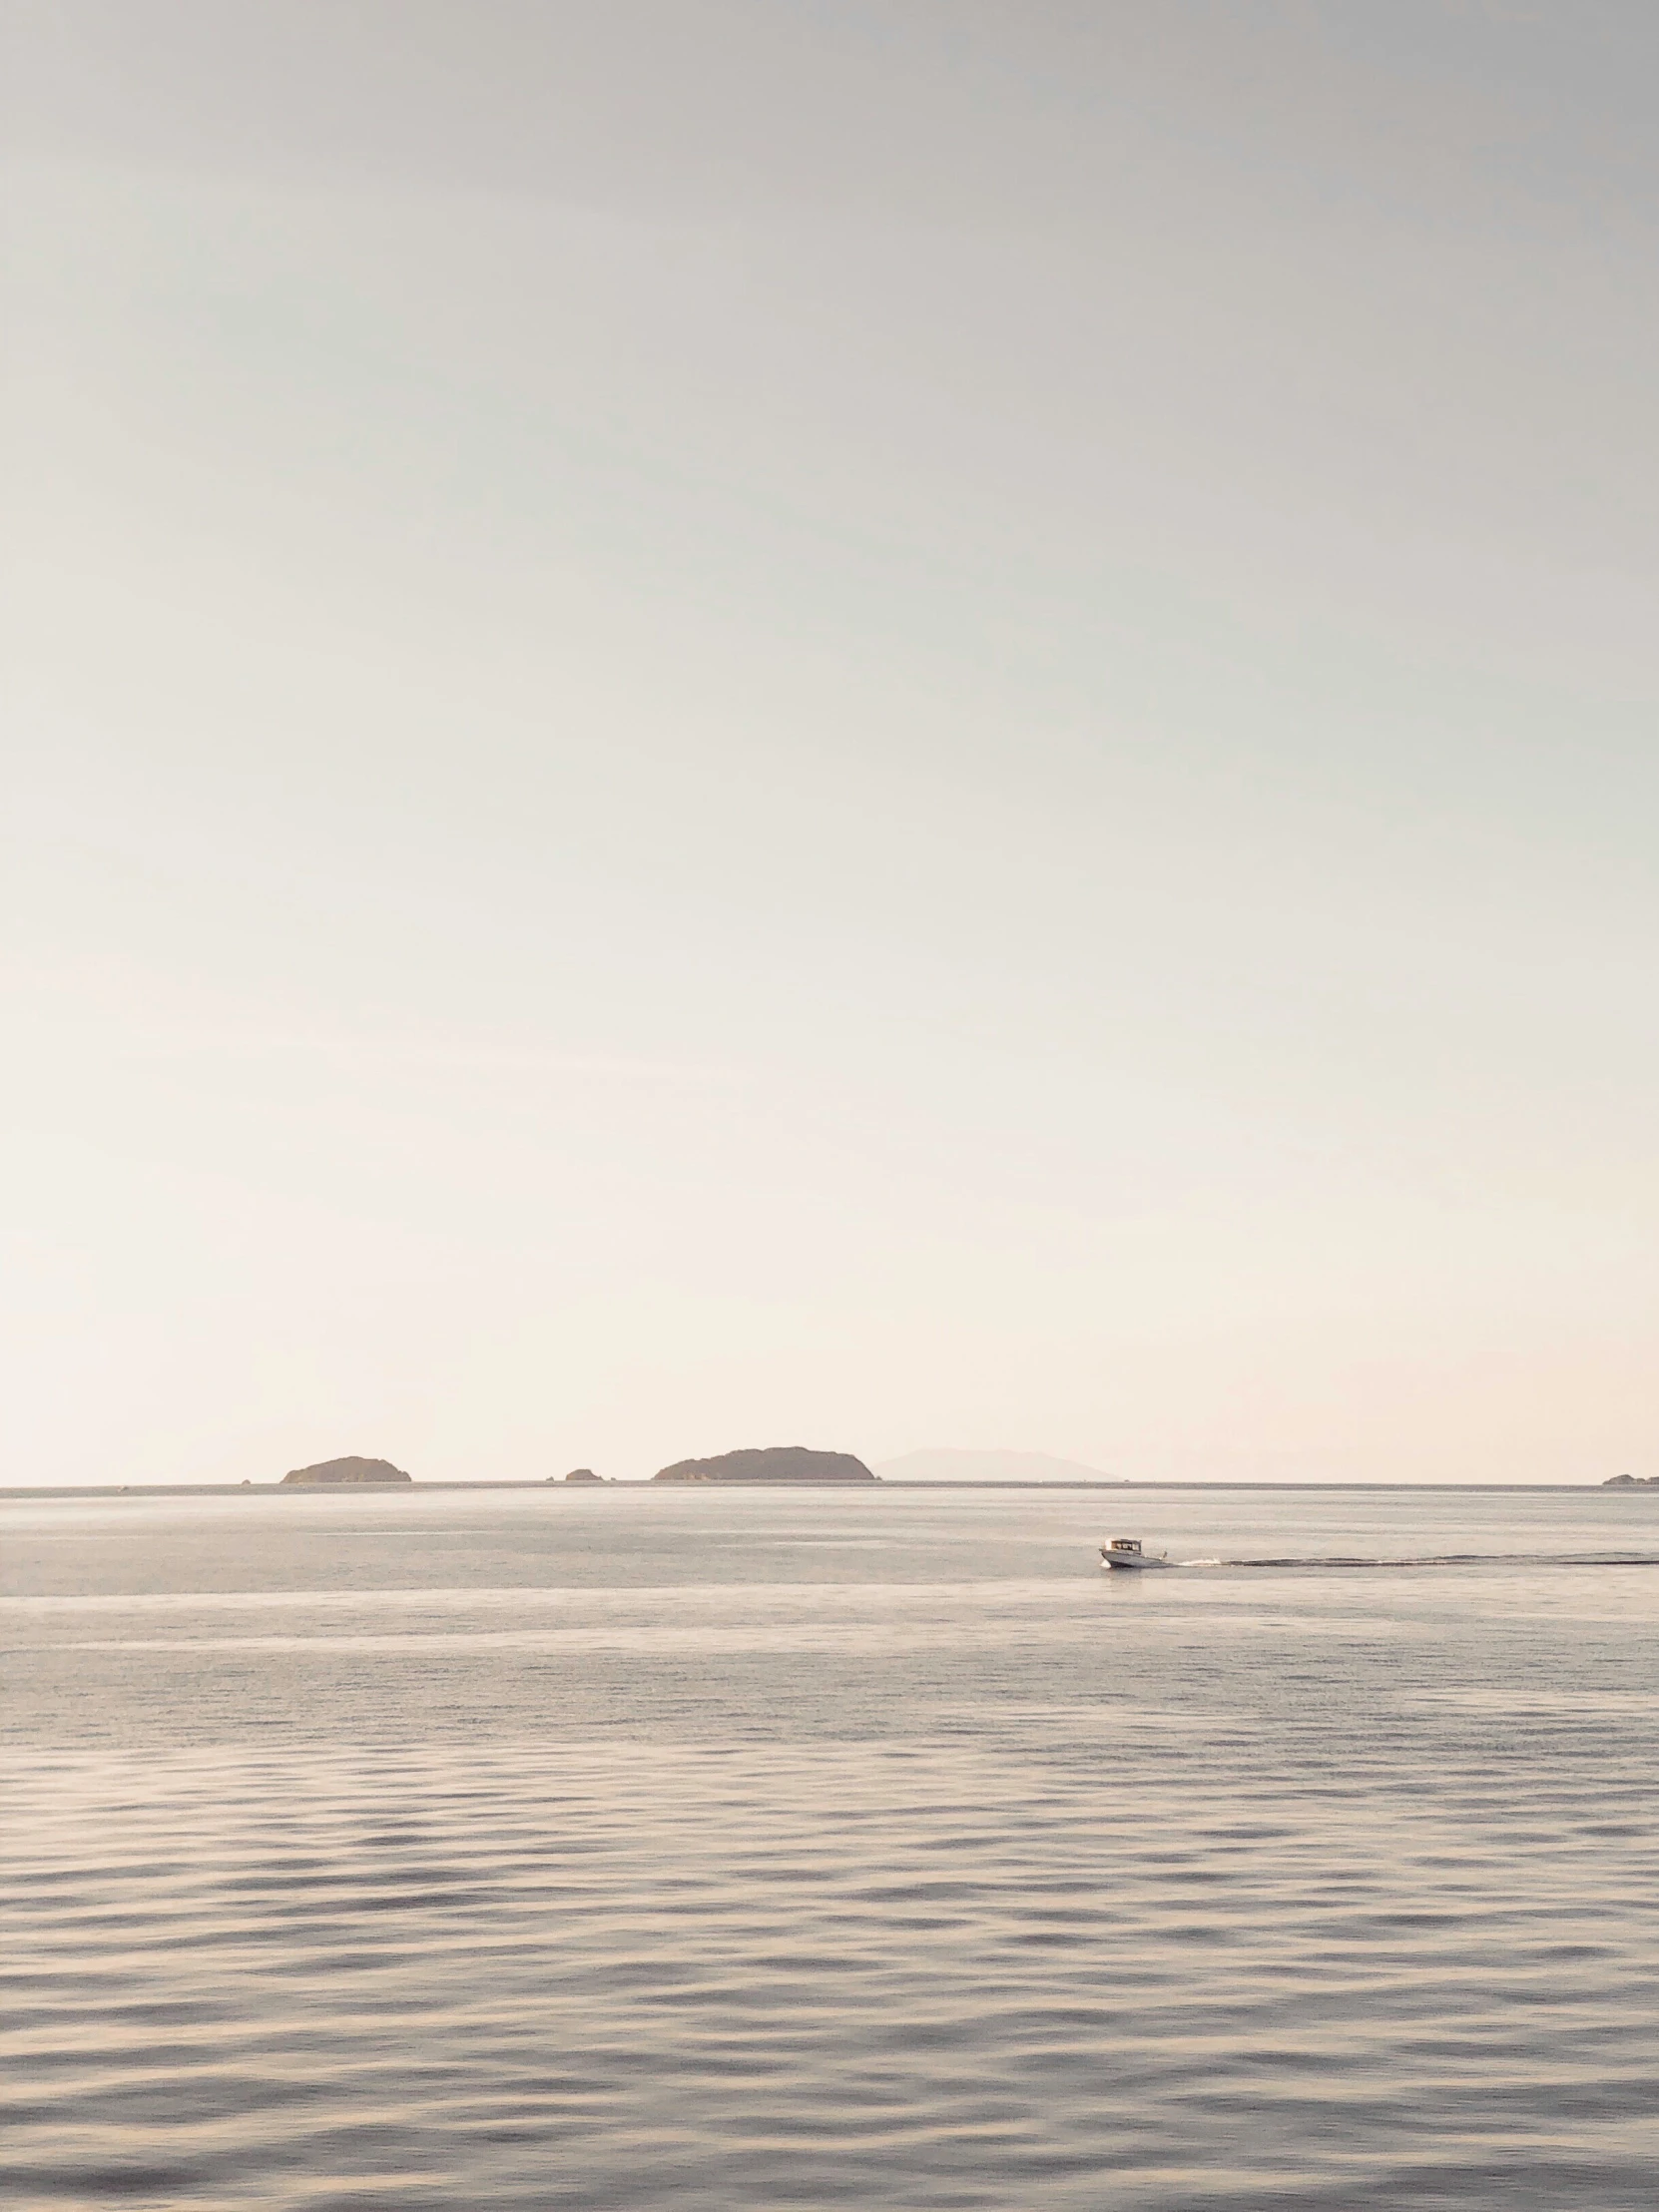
[4,1484,1656,2210]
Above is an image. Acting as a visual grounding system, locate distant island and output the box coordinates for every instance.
[280,1456,412,1485]
[875,1448,1122,1483]
[1603,1473,1659,1488]
[559,1468,604,1483]
[653,1446,876,1483]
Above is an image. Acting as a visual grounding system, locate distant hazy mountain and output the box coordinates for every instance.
[874,1449,1120,1484]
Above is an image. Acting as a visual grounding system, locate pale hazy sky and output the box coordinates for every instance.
[4,2,1656,1485]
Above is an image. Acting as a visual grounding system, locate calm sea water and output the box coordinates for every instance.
[3,1483,1656,2211]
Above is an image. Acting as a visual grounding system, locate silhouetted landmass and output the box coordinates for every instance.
[653,1446,876,1483]
[1603,1473,1659,1487]
[280,1456,412,1485]
[561,1468,604,1482]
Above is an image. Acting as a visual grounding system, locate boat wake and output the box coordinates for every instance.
[1175,1551,1659,1571]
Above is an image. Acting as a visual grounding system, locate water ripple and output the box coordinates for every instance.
[3,1486,1656,2209]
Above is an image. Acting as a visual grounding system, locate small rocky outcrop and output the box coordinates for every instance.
[653,1445,876,1483]
[280,1456,413,1485]
[561,1468,604,1482]
[1603,1472,1659,1487]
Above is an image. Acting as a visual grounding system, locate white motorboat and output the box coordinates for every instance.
[1100,1536,1171,1570]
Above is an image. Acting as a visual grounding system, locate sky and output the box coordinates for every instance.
[4,1,1656,1486]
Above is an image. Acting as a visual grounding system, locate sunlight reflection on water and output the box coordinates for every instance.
[3,1484,1656,2210]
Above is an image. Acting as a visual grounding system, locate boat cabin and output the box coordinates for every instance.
[1106,1538,1142,1553]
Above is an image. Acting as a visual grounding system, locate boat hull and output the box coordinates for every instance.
[1101,1549,1171,1570]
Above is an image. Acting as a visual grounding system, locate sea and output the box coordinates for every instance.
[3,1481,1656,2211]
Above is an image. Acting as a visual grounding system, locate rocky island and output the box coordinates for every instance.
[280,1456,413,1485]
[653,1446,877,1483]
[1602,1473,1659,1488]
